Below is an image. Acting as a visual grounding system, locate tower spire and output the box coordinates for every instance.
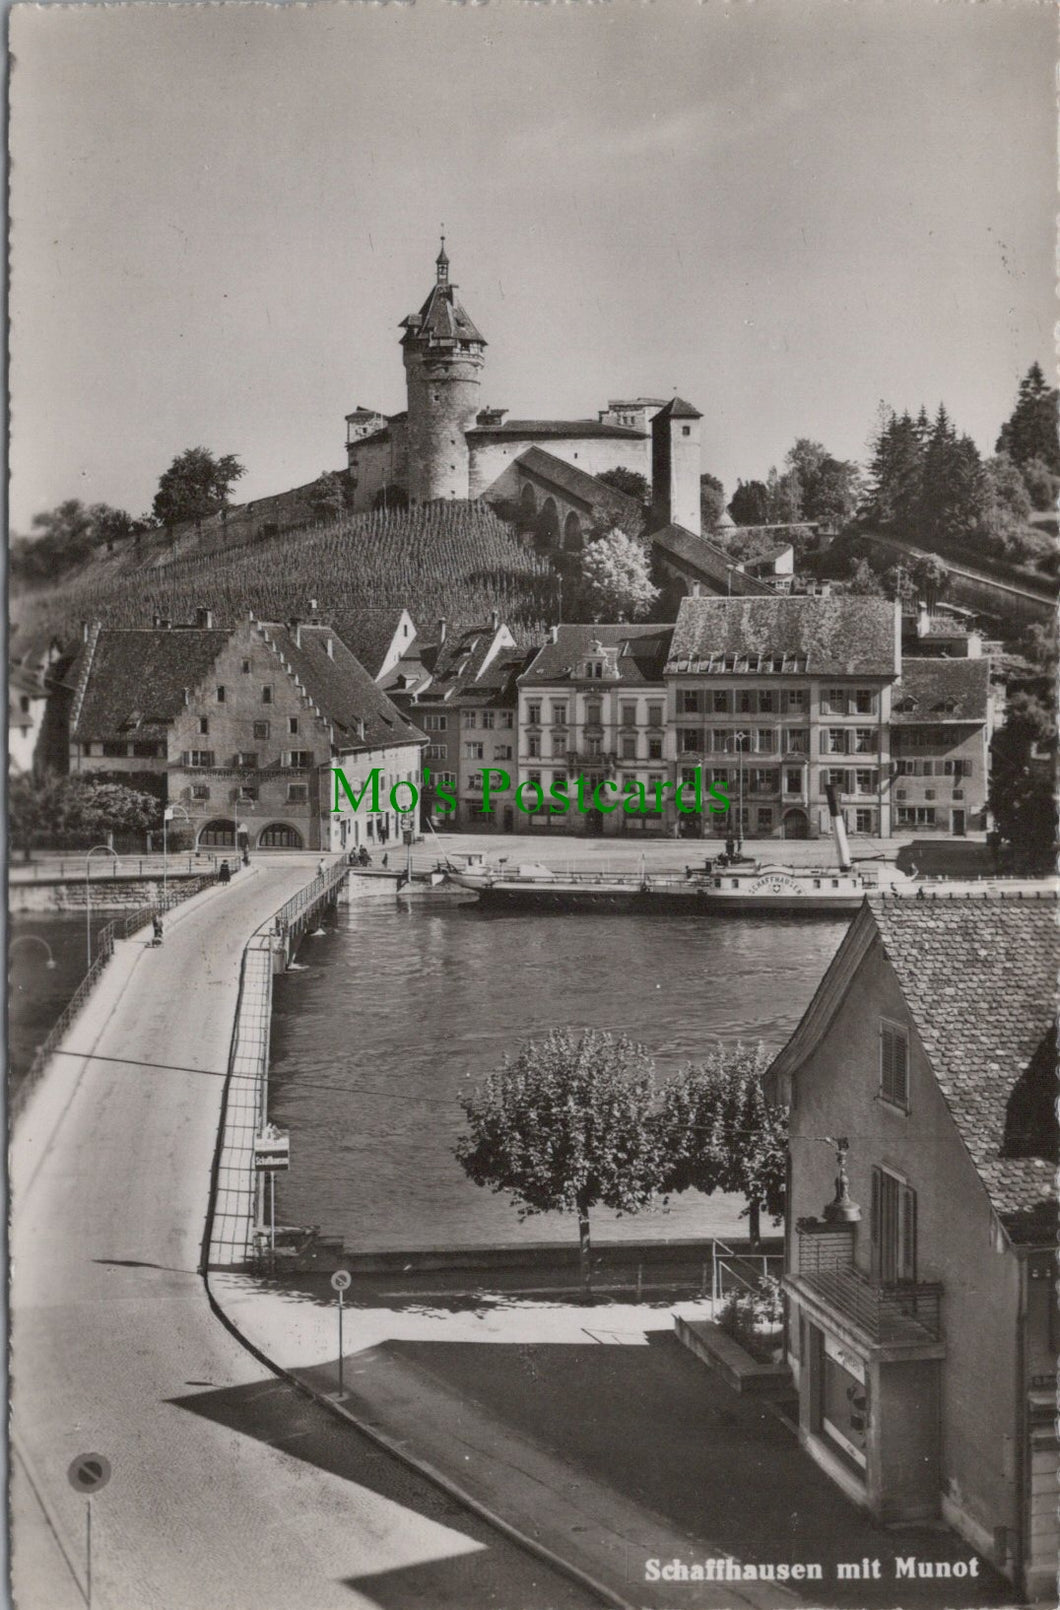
[436,229,449,285]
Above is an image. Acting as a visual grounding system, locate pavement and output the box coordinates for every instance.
[210,1276,1014,1610]
[11,859,593,1610]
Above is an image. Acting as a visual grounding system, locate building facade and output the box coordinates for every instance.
[517,625,674,836]
[664,596,900,840]
[890,658,994,835]
[765,894,1058,1601]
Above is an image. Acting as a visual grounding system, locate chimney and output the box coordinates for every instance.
[81,620,89,642]
[549,625,559,644]
[309,598,319,617]
[489,609,499,630]
[325,637,334,659]
[437,618,447,644]
[356,717,366,742]
[690,582,701,598]
[152,613,162,628]
[195,606,213,629]
[291,618,302,648]
[183,687,190,706]
[917,601,930,639]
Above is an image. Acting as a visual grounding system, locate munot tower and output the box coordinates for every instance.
[401,238,486,503]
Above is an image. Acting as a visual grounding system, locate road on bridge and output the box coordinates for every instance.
[11,860,593,1610]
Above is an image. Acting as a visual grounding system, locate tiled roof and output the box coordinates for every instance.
[264,624,426,752]
[336,608,412,678]
[454,647,534,707]
[667,596,899,676]
[891,657,990,724]
[869,893,1058,1244]
[654,396,703,422]
[402,281,485,347]
[466,419,645,441]
[651,524,775,596]
[514,447,644,522]
[521,624,674,686]
[71,629,230,739]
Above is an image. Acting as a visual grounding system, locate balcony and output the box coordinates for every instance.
[790,1220,943,1351]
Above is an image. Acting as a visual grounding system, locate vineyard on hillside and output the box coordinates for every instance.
[12,501,561,649]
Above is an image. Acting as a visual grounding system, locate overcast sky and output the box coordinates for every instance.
[9,0,1055,531]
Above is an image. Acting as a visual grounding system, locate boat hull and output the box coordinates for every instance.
[445,872,869,914]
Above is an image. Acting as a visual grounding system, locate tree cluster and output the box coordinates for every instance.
[988,618,1058,873]
[725,440,860,549]
[153,447,246,528]
[9,775,161,858]
[456,1028,786,1287]
[11,501,151,584]
[574,525,658,621]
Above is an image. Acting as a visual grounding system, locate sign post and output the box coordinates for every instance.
[254,1126,290,1269]
[68,1453,111,1608]
[331,1269,351,1399]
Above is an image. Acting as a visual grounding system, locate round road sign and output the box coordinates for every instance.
[330,1269,351,1293]
[67,1454,111,1495]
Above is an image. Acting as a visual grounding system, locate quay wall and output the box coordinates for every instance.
[12,872,210,913]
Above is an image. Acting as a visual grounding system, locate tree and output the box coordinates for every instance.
[700,473,727,532]
[595,467,650,508]
[800,455,861,530]
[308,471,351,523]
[10,499,143,582]
[152,447,246,528]
[1019,455,1060,513]
[765,465,802,524]
[9,775,161,855]
[577,526,658,620]
[989,718,1057,873]
[455,1028,664,1290]
[910,555,950,608]
[996,363,1060,473]
[728,480,771,526]
[847,558,884,597]
[657,1043,786,1244]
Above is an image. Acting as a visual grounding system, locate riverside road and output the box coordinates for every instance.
[10,860,592,1610]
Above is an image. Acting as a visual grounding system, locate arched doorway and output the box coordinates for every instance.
[519,481,537,518]
[199,819,235,848]
[257,822,305,850]
[563,511,583,552]
[783,809,809,840]
[537,497,560,548]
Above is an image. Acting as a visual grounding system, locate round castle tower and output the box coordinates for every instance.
[401,239,486,503]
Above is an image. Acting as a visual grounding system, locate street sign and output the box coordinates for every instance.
[68,1454,111,1495]
[253,1127,290,1171]
[330,1269,351,1293]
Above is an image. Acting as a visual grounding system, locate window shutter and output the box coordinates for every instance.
[900,1185,917,1282]
[894,1031,909,1107]
[870,1167,881,1283]
[181,750,189,766]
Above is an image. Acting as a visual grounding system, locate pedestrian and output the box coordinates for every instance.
[381,852,389,868]
[219,859,231,885]
[152,914,164,946]
[317,858,326,879]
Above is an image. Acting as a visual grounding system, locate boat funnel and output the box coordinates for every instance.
[824,783,852,872]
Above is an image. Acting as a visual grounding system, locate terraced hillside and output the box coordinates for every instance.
[12,501,560,649]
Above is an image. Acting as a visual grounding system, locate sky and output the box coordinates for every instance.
[8,0,1056,533]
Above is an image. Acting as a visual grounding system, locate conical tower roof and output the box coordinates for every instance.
[400,239,485,347]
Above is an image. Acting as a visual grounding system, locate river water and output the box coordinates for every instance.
[270,897,848,1253]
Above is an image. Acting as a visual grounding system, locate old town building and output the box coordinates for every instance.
[890,658,994,835]
[67,611,423,852]
[765,892,1058,1602]
[664,596,900,840]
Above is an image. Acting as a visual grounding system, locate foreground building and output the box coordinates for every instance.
[68,611,424,851]
[765,892,1058,1601]
[665,596,901,839]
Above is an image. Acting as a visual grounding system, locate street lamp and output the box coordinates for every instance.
[85,845,120,969]
[10,934,58,970]
[730,730,748,854]
[163,804,192,910]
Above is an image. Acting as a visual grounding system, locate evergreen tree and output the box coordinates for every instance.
[728,480,771,526]
[996,362,1060,473]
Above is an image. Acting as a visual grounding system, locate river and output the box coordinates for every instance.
[270,897,849,1253]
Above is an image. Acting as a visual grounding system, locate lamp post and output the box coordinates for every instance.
[730,730,748,854]
[162,804,191,911]
[9,934,58,969]
[84,845,120,969]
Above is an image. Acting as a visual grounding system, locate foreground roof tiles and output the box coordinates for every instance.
[667,596,899,676]
[891,656,991,724]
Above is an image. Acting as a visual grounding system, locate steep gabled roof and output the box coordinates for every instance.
[667,596,899,676]
[891,657,991,724]
[71,629,230,739]
[520,624,674,686]
[337,608,414,679]
[514,447,643,522]
[263,624,426,752]
[653,396,702,421]
[651,524,775,597]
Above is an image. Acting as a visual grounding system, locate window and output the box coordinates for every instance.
[494,744,513,761]
[855,729,877,755]
[215,687,225,705]
[287,750,313,768]
[550,702,568,727]
[192,784,210,801]
[737,690,755,715]
[756,808,773,832]
[528,735,541,758]
[879,1021,910,1109]
[188,750,214,768]
[585,701,602,726]
[871,1168,916,1284]
[236,785,259,802]
[755,729,775,753]
[825,768,849,792]
[647,703,664,729]
[784,688,806,713]
[648,736,663,761]
[785,729,808,753]
[288,717,299,735]
[482,711,495,729]
[680,690,700,715]
[198,717,210,735]
[713,691,729,714]
[287,784,308,802]
[463,712,477,729]
[132,741,163,758]
[897,806,936,827]
[241,659,251,674]
[678,728,700,754]
[430,771,456,788]
[587,736,602,758]
[425,743,447,760]
[855,768,877,794]
[423,714,448,732]
[855,689,877,715]
[620,702,637,728]
[527,703,541,726]
[235,751,258,769]
[262,685,272,704]
[464,742,485,760]
[102,741,129,758]
[825,687,846,715]
[751,769,778,793]
[855,808,875,833]
[621,734,637,760]
[758,690,775,714]
[785,769,802,794]
[499,711,514,730]
[253,721,270,741]
[467,772,483,791]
